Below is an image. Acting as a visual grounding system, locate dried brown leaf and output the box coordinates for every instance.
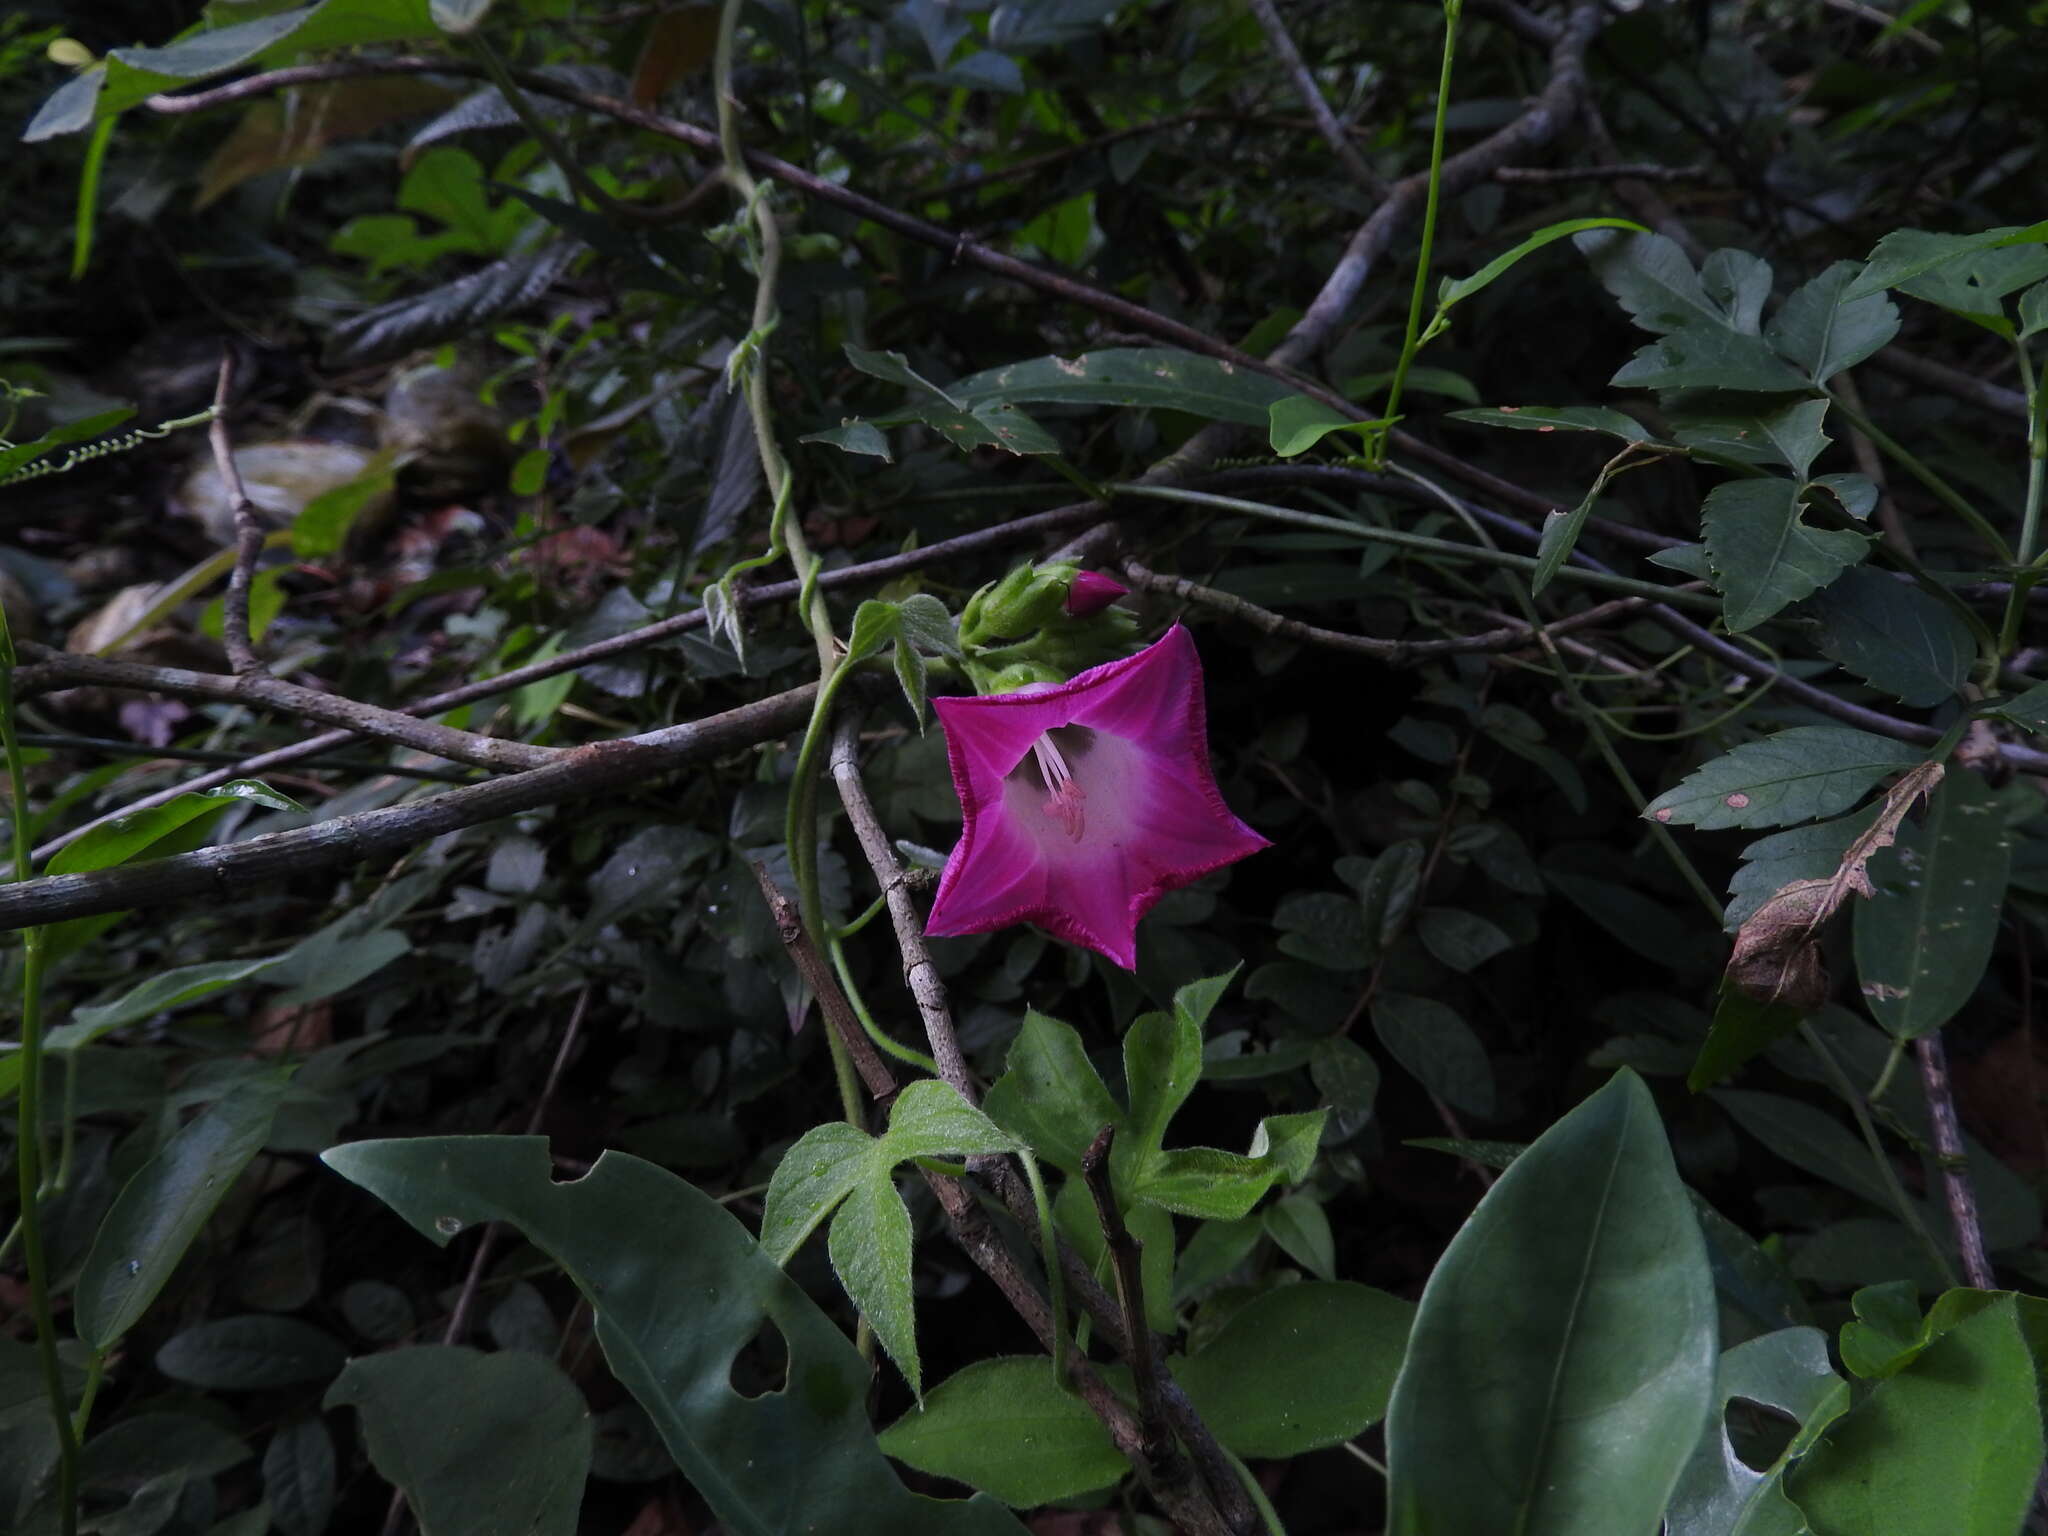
[1723,759,1944,1008]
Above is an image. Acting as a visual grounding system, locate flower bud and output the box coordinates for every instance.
[1064,570,1129,617]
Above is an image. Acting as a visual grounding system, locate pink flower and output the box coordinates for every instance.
[924,625,1269,969]
[1064,570,1129,617]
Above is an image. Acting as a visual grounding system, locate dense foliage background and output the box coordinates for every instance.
[4,1,2048,1533]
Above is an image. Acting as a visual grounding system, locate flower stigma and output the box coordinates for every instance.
[1028,730,1087,841]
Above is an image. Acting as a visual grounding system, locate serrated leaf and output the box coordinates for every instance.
[1848,223,2048,299]
[1644,726,1924,830]
[1854,769,2012,1039]
[1576,229,1727,335]
[1806,565,1973,707]
[1766,261,1901,386]
[1448,404,1652,439]
[1808,471,1878,519]
[877,1358,1125,1505]
[1702,477,1870,631]
[1611,326,1810,393]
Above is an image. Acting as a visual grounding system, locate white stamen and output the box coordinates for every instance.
[1031,734,1087,841]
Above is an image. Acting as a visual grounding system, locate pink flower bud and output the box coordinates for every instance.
[1064,570,1129,617]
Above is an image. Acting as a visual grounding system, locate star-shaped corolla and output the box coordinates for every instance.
[924,625,1269,969]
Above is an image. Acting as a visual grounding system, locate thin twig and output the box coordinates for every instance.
[827,717,974,1099]
[1081,1125,1172,1464]
[209,356,265,675]
[1245,0,1385,195]
[1915,1030,1996,1288]
[1492,160,1711,183]
[749,861,893,1111]
[1123,557,1648,662]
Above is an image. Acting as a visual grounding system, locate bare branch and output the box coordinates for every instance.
[1245,0,1386,195]
[0,685,822,932]
[827,717,974,1099]
[1916,1030,1996,1288]
[1492,160,1711,184]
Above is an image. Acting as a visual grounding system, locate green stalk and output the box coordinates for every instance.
[1377,0,1463,454]
[1997,339,2048,656]
[1,655,78,1535]
[712,0,858,1125]
[1828,392,2013,564]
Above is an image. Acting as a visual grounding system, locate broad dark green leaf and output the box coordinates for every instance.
[1415,907,1513,971]
[321,1137,1025,1536]
[1713,1089,1895,1211]
[326,1346,588,1536]
[156,1315,348,1390]
[1806,565,1973,707]
[1789,1295,2042,1536]
[876,1358,1125,1506]
[1268,394,1385,457]
[802,419,894,459]
[1175,1282,1414,1457]
[264,1418,337,1536]
[1853,770,2012,1038]
[946,348,1293,426]
[1371,992,1496,1117]
[1643,726,1924,830]
[77,1077,290,1349]
[1384,1070,1717,1536]
[1766,261,1901,386]
[1703,478,1870,632]
[1666,1327,1847,1536]
[1991,679,2048,734]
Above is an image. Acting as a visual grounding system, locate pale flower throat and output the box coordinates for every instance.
[1029,733,1087,841]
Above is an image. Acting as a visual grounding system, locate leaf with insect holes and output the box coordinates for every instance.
[1644,727,1926,831]
[1702,478,1871,632]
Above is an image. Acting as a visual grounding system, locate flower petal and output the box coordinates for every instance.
[925,626,1268,969]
